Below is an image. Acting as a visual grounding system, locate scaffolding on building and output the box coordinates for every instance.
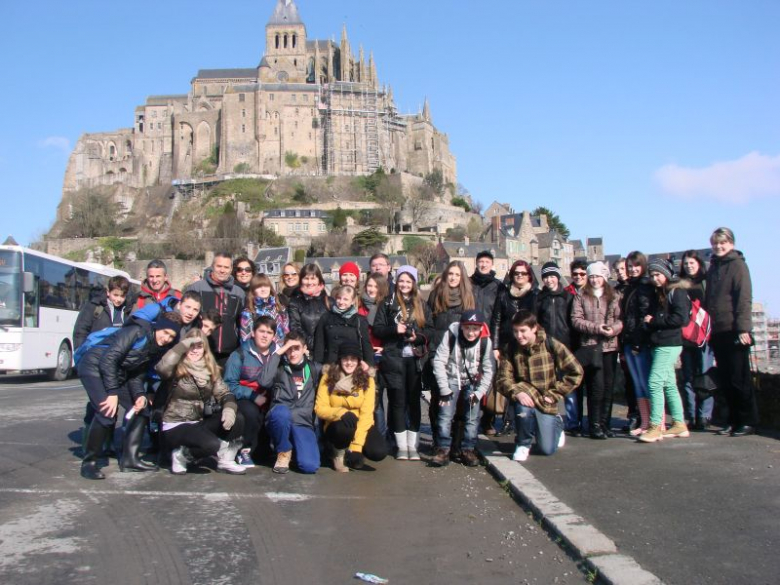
[321,82,385,176]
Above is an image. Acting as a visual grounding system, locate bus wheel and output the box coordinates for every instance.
[48,342,72,381]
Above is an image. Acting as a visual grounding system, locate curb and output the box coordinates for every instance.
[477,438,665,585]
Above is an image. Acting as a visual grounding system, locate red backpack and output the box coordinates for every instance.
[681,298,711,347]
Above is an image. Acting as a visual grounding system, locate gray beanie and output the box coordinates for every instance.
[647,258,675,280]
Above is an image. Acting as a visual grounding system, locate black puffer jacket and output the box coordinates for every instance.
[313,310,375,365]
[186,270,245,356]
[78,321,170,401]
[427,298,467,351]
[73,290,133,349]
[287,288,331,349]
[535,285,574,348]
[491,285,539,350]
[373,294,434,389]
[471,271,504,333]
[646,282,691,347]
[619,277,655,350]
[705,250,753,335]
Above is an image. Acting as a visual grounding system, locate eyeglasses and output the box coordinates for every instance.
[513,271,529,277]
[235,267,253,273]
[283,272,298,277]
[572,272,587,277]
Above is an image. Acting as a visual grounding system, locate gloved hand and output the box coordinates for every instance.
[345,450,365,469]
[438,393,453,408]
[221,407,236,430]
[340,411,359,430]
[181,336,201,348]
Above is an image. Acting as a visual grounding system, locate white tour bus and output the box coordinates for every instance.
[0,245,139,380]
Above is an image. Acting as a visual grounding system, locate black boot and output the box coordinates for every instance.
[494,416,514,437]
[589,425,607,440]
[119,414,159,472]
[81,421,109,480]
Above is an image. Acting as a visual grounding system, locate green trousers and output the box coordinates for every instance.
[648,346,684,425]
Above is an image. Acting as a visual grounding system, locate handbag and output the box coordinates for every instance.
[483,384,506,415]
[574,343,603,369]
[692,366,719,401]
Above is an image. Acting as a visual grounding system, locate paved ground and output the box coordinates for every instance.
[0,375,587,585]
[487,413,780,585]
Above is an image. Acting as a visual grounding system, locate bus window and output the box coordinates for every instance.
[0,273,22,328]
[24,275,39,327]
[40,258,72,309]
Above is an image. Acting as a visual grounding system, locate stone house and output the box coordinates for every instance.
[436,241,509,280]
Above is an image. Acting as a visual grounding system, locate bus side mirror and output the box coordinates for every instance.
[23,272,35,293]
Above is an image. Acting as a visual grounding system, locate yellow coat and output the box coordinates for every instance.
[315,374,375,453]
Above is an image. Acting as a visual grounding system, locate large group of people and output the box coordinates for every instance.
[74,225,758,479]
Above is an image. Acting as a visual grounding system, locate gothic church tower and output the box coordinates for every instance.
[261,0,308,83]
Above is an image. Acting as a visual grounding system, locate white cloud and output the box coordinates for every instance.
[655,151,780,204]
[38,136,71,155]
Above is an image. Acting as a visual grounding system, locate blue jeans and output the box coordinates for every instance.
[266,405,320,474]
[514,403,563,456]
[564,389,582,431]
[436,385,481,450]
[681,345,714,423]
[624,347,652,399]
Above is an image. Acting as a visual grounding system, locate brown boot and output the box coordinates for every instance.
[332,449,349,473]
[429,447,450,467]
[273,450,292,474]
[460,449,480,467]
[663,420,690,438]
[638,423,664,443]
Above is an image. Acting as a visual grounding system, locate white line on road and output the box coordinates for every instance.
[0,488,365,501]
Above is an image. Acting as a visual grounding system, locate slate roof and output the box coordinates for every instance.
[587,237,603,246]
[268,0,303,25]
[195,68,257,80]
[570,239,585,252]
[536,231,566,248]
[253,247,292,267]
[439,242,508,260]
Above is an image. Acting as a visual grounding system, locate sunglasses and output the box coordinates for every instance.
[283,272,298,277]
[235,267,253,273]
[513,271,529,277]
[572,272,587,277]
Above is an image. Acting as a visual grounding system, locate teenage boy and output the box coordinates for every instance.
[497,310,583,462]
[223,315,278,467]
[430,310,495,467]
[262,331,322,474]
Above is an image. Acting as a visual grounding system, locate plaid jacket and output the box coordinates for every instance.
[496,328,583,415]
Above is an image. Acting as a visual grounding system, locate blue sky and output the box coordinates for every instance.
[1,0,778,314]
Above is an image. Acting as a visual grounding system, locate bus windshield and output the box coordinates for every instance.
[0,250,22,328]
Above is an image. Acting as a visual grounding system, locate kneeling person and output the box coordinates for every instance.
[315,343,388,472]
[430,310,495,467]
[497,311,583,462]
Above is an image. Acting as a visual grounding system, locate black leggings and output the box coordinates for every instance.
[236,399,265,453]
[162,414,245,459]
[387,357,422,433]
[325,421,388,461]
[583,351,618,429]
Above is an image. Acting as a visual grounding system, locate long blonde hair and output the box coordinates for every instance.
[175,329,221,382]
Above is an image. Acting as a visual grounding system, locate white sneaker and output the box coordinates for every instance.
[170,447,190,475]
[557,431,566,449]
[512,445,530,462]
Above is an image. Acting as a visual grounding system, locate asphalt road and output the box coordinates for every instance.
[0,375,587,585]
[489,418,780,585]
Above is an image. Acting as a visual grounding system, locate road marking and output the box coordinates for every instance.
[0,488,364,501]
[0,384,84,391]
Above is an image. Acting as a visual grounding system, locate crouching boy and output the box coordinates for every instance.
[263,331,322,474]
[497,311,583,462]
[430,310,495,467]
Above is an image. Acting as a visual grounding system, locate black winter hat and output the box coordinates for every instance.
[541,262,561,280]
[476,250,494,261]
[647,258,675,281]
[337,343,362,361]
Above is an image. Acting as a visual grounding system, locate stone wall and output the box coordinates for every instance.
[123,259,207,291]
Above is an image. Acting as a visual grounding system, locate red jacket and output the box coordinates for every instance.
[133,280,182,310]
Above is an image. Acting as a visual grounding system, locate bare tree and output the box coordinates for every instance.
[60,189,117,238]
[407,184,435,231]
[308,232,352,257]
[408,241,439,284]
[376,177,405,233]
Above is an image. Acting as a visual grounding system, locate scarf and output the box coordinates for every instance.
[332,303,357,320]
[593,287,604,298]
[333,373,358,397]
[254,296,279,319]
[509,283,532,298]
[471,270,496,287]
[447,287,462,308]
[361,293,379,326]
[183,357,211,387]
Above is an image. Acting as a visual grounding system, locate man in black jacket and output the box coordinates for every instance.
[186,252,245,366]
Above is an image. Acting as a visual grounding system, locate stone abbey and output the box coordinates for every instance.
[63,0,456,193]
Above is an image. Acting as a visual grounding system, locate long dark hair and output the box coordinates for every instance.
[678,250,706,281]
[325,361,370,393]
[506,259,536,288]
[430,261,475,314]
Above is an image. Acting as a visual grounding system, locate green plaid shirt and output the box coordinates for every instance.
[496,328,583,415]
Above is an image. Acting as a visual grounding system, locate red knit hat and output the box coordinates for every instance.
[339,261,360,278]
